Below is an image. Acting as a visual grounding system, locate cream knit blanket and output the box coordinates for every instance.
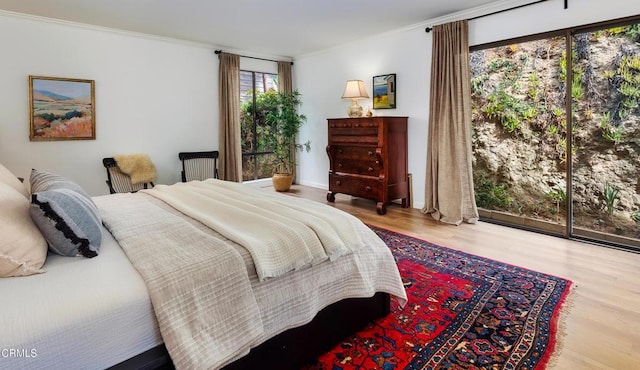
[96,188,407,369]
[96,194,263,370]
[144,179,367,281]
[114,154,157,185]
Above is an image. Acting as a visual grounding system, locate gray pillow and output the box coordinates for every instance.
[29,169,101,258]
[30,168,91,197]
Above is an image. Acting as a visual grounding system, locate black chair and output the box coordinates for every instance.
[178,151,219,182]
[102,157,154,194]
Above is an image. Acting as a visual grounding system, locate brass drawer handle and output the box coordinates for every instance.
[338,149,343,154]
[338,163,343,168]
[366,186,372,192]
[368,151,373,156]
[336,180,341,186]
[368,167,374,172]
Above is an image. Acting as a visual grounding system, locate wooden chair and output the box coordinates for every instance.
[102,157,154,194]
[178,151,219,182]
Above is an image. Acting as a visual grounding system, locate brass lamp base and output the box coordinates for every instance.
[347,100,363,118]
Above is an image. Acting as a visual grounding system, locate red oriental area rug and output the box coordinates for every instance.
[307,226,573,370]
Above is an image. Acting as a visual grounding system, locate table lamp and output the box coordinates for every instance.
[342,80,369,118]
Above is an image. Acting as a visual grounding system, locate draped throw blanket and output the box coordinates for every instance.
[144,179,366,281]
[113,154,156,185]
[95,195,263,370]
[422,20,479,225]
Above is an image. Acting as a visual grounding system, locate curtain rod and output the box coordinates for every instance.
[214,50,293,65]
[425,0,563,33]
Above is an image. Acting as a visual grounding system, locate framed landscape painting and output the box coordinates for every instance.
[29,76,95,141]
[373,73,396,109]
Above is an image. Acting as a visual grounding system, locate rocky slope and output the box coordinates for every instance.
[471,27,640,239]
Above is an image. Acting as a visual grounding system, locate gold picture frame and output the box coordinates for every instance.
[29,75,95,141]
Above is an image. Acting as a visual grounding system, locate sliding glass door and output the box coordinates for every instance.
[471,35,568,235]
[571,25,640,247]
[470,18,640,251]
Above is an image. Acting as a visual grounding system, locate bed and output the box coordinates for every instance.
[0,169,407,370]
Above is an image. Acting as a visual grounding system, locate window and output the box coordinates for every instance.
[240,71,279,181]
[471,17,640,251]
[570,24,640,247]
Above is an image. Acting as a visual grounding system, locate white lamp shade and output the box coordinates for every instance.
[342,80,369,100]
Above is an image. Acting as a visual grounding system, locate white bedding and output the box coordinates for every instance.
[0,183,407,370]
[0,228,162,370]
[97,188,407,369]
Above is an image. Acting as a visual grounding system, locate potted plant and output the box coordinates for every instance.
[265,90,310,191]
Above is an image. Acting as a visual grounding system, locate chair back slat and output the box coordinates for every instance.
[179,151,219,182]
[102,157,154,194]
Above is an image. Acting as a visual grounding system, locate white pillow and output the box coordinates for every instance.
[0,182,48,277]
[0,163,29,199]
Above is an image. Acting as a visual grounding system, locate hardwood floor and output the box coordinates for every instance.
[283,184,640,370]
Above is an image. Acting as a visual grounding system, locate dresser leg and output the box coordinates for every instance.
[376,202,387,215]
[401,198,408,208]
[327,192,336,202]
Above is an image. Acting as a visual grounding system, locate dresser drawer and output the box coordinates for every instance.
[332,146,379,160]
[328,120,380,129]
[328,122,380,145]
[329,174,383,200]
[332,147,381,176]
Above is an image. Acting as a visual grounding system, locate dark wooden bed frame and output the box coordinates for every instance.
[109,292,390,370]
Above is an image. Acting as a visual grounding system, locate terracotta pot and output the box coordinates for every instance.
[272,173,293,192]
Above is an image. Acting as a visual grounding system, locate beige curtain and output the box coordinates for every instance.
[422,20,479,225]
[277,61,293,94]
[218,52,242,182]
[278,61,297,181]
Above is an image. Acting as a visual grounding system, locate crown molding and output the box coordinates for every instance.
[215,46,294,63]
[296,0,544,60]
[0,9,216,49]
[0,1,545,63]
[408,0,544,33]
[0,9,295,61]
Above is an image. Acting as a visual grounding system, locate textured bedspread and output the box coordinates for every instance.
[95,195,262,369]
[145,179,367,280]
[95,180,407,370]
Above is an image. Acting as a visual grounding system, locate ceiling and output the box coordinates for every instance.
[0,0,500,58]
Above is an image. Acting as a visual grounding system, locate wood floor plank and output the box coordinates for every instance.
[279,184,640,370]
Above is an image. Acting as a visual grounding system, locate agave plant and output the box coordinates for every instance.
[603,182,620,217]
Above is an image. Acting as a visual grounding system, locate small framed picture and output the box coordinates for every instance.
[372,73,396,109]
[29,76,95,141]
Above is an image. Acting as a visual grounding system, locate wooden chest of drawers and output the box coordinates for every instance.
[326,116,408,215]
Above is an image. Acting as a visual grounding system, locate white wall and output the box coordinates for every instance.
[294,30,429,207]
[2,0,639,200]
[294,0,640,210]
[0,12,218,195]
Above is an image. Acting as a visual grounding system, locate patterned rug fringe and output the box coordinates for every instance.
[542,283,577,369]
